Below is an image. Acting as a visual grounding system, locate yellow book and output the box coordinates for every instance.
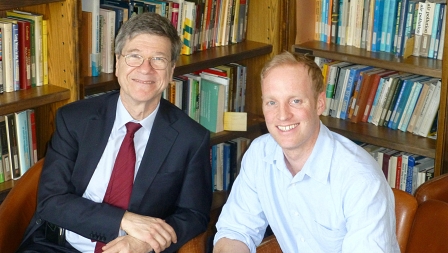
[43,19,48,85]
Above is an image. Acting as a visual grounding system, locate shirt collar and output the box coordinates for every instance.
[264,122,334,184]
[114,96,159,133]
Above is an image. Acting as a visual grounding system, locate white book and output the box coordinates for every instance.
[82,0,101,76]
[416,80,441,137]
[371,74,399,126]
[420,1,436,57]
[0,22,14,92]
[413,2,427,56]
[14,110,31,177]
[99,8,115,74]
[413,81,437,135]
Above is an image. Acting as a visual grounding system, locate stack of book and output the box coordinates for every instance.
[0,110,38,184]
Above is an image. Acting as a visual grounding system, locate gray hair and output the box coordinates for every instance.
[114,12,182,65]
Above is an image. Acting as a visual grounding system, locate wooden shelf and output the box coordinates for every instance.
[0,0,62,10]
[83,40,273,96]
[210,113,267,146]
[321,116,436,158]
[293,41,442,78]
[0,85,71,115]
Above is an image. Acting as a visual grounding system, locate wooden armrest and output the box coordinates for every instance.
[256,235,282,253]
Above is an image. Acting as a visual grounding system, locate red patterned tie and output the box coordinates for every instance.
[94,122,142,253]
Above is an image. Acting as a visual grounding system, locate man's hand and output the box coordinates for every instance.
[102,235,152,253]
[120,211,177,253]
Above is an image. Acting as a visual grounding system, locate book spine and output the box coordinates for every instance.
[413,2,426,56]
[420,1,435,58]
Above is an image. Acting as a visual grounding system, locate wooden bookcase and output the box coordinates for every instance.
[292,0,448,176]
[0,0,79,203]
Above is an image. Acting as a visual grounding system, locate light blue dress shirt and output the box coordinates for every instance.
[214,122,400,253]
[66,97,158,252]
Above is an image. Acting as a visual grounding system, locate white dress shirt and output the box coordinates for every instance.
[214,122,400,253]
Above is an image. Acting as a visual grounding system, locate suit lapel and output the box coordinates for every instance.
[75,93,118,192]
[130,100,179,207]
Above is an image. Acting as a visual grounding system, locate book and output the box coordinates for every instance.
[362,70,398,122]
[413,1,427,56]
[323,61,350,116]
[99,8,116,73]
[330,64,353,117]
[428,2,441,58]
[80,11,93,77]
[100,4,126,36]
[407,78,437,132]
[412,79,438,134]
[371,73,402,125]
[419,0,436,57]
[216,64,237,112]
[0,21,14,92]
[372,0,385,51]
[393,0,408,55]
[4,18,31,90]
[6,10,44,86]
[380,0,392,51]
[0,19,20,91]
[4,114,20,179]
[360,0,371,48]
[0,116,11,182]
[397,78,424,131]
[350,68,386,123]
[388,75,429,130]
[331,0,340,44]
[437,2,446,60]
[341,65,373,120]
[42,19,48,85]
[14,110,31,177]
[386,0,400,53]
[183,73,202,122]
[181,1,197,55]
[80,0,101,76]
[432,3,445,59]
[27,109,38,165]
[402,0,419,56]
[416,80,441,137]
[199,72,229,133]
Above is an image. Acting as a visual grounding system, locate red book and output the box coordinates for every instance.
[361,70,398,122]
[27,109,37,165]
[193,67,228,77]
[350,68,384,123]
[4,18,32,90]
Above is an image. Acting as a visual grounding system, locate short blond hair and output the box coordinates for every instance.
[260,51,324,96]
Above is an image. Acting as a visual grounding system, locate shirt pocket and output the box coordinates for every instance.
[313,220,345,253]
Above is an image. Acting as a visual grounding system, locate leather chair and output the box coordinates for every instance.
[392,188,418,253]
[405,199,448,253]
[414,173,448,204]
[256,235,282,253]
[0,159,209,253]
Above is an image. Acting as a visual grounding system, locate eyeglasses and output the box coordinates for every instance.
[121,54,170,70]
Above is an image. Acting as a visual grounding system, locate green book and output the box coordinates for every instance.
[199,73,229,133]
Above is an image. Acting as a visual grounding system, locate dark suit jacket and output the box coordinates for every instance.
[21,91,212,252]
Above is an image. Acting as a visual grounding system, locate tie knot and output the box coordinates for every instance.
[125,122,142,137]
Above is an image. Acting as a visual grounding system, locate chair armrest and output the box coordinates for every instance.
[256,235,282,253]
[414,173,448,204]
[0,159,44,253]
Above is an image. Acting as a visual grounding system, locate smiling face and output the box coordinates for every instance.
[115,33,175,116]
[261,63,325,154]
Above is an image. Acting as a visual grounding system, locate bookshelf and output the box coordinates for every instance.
[80,0,296,212]
[292,0,448,176]
[0,0,78,202]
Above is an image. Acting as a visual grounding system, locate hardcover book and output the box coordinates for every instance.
[199,72,229,133]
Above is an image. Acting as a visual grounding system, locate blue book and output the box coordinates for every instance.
[322,0,329,42]
[380,0,391,51]
[398,80,424,131]
[395,0,410,56]
[385,0,399,52]
[401,0,417,54]
[372,0,385,51]
[433,3,446,59]
[222,143,231,191]
[211,144,218,191]
[101,0,135,18]
[368,76,388,123]
[340,65,373,119]
[388,76,428,129]
[428,3,441,58]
